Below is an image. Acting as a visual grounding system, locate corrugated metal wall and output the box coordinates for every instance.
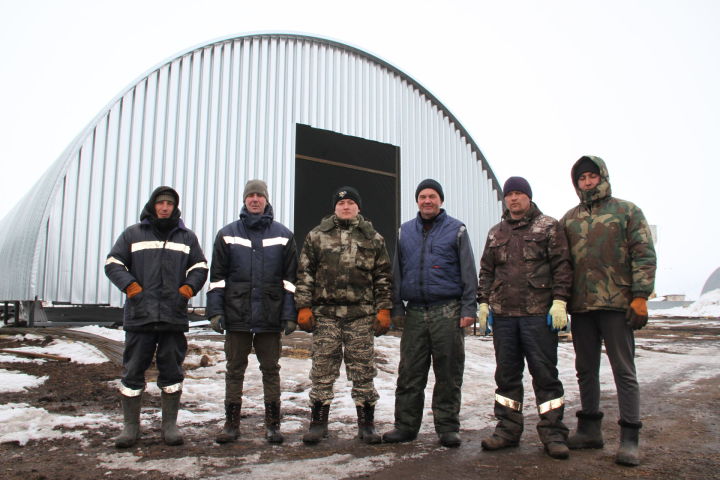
[0,33,503,307]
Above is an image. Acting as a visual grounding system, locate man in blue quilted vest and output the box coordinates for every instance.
[383,179,478,448]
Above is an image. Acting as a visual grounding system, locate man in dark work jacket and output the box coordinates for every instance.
[207,180,298,444]
[105,186,208,448]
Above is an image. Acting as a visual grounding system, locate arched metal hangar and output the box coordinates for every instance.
[0,33,504,324]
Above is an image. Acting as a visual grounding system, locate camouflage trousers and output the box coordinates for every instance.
[309,313,379,405]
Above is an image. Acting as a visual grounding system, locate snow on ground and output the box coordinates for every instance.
[0,403,110,446]
[1,319,720,478]
[70,325,126,342]
[1,338,108,364]
[0,369,47,393]
[651,289,720,318]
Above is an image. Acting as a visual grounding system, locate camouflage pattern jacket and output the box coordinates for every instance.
[478,203,572,316]
[295,214,393,319]
[561,156,656,313]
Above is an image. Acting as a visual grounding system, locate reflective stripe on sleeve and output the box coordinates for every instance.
[209,280,226,291]
[105,257,126,268]
[186,261,208,275]
[263,237,289,247]
[223,236,252,247]
[283,280,296,293]
[537,396,564,414]
[495,393,522,412]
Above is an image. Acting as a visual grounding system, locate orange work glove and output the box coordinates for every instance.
[125,282,142,298]
[179,285,194,299]
[297,307,316,332]
[625,297,648,330]
[374,309,391,337]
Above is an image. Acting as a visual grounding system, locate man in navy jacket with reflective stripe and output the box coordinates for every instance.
[206,179,298,444]
[105,186,208,448]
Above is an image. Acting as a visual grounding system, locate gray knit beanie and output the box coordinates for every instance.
[243,179,269,202]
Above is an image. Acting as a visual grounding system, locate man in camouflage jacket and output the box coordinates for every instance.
[561,155,656,467]
[477,176,573,459]
[295,186,393,445]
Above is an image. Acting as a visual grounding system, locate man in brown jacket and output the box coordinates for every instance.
[477,176,573,459]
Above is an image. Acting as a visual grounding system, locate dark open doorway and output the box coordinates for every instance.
[294,124,400,257]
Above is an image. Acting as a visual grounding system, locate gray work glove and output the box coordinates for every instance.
[284,320,297,335]
[209,315,225,334]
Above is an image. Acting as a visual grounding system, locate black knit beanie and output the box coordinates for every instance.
[573,157,601,185]
[503,176,533,199]
[332,186,362,209]
[415,178,444,201]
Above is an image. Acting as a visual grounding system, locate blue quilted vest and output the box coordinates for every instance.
[397,210,464,305]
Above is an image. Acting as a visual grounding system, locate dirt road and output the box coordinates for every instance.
[1,319,718,480]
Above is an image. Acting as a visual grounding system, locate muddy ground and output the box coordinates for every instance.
[1,320,718,480]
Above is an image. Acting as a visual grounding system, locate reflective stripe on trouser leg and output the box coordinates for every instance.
[119,384,144,397]
[161,382,183,394]
[538,396,564,415]
[496,393,522,412]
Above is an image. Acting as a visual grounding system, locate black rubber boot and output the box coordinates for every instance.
[302,402,330,445]
[115,393,142,448]
[265,401,284,444]
[615,420,641,466]
[382,428,417,443]
[568,411,604,450]
[216,402,242,444]
[160,391,184,446]
[356,403,381,444]
[439,431,462,448]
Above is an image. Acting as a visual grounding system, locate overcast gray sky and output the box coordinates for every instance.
[0,0,717,299]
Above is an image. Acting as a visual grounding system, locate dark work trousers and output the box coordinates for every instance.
[393,300,465,435]
[122,331,187,390]
[224,331,282,404]
[571,310,640,424]
[492,316,568,444]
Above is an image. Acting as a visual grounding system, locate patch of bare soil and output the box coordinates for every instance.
[1,322,718,480]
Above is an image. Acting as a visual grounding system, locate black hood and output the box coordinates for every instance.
[140,186,181,222]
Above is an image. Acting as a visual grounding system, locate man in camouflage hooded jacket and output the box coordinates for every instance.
[295,186,393,445]
[561,155,656,467]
